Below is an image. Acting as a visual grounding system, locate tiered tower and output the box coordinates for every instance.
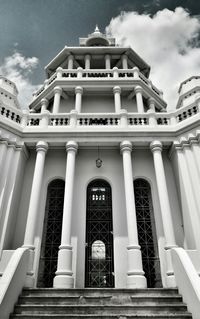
[0,27,200,319]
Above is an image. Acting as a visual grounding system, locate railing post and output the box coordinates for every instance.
[120,109,128,128]
[56,67,63,79]
[40,110,50,128]
[21,110,29,128]
[147,109,157,126]
[77,67,83,79]
[70,110,78,127]
[133,66,139,79]
[113,67,119,79]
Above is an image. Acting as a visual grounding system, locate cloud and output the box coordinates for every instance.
[106,7,200,110]
[0,52,40,109]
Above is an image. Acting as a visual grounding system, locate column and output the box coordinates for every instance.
[113,86,121,113]
[75,86,83,113]
[0,142,16,210]
[41,98,49,113]
[180,137,200,211]
[173,141,200,251]
[54,141,78,288]
[0,136,9,182]
[148,97,156,111]
[23,141,48,248]
[67,55,74,69]
[189,132,200,178]
[85,54,91,69]
[105,54,111,69]
[52,86,62,113]
[0,143,28,253]
[150,141,177,287]
[122,54,128,69]
[120,141,147,288]
[135,86,144,113]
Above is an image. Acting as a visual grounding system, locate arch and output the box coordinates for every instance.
[85,179,114,287]
[134,178,162,288]
[37,179,65,287]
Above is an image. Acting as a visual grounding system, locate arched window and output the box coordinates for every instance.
[85,179,114,288]
[37,179,65,287]
[134,178,162,288]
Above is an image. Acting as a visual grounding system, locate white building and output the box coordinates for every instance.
[0,27,200,318]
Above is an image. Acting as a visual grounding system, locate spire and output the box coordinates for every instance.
[94,25,101,34]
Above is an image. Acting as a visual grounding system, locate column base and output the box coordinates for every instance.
[53,244,74,288]
[127,245,147,288]
[53,274,74,288]
[127,273,147,288]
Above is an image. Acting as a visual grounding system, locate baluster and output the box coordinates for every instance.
[129,118,133,125]
[193,106,198,114]
[134,118,138,125]
[6,110,10,118]
[183,111,187,119]
[84,118,88,125]
[16,115,20,123]
[60,118,64,126]
[1,107,5,115]
[188,109,192,117]
[115,118,118,125]
[144,118,147,125]
[55,118,58,125]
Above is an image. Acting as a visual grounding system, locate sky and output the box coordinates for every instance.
[0,0,200,109]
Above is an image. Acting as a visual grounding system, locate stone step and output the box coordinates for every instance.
[10,314,193,319]
[18,295,183,305]
[13,304,189,315]
[21,288,180,298]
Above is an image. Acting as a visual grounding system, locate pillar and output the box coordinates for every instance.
[120,141,147,288]
[150,141,177,287]
[0,136,9,182]
[23,141,48,248]
[105,54,111,69]
[135,86,144,113]
[67,55,74,69]
[75,86,83,113]
[148,97,156,112]
[53,141,78,288]
[41,98,49,113]
[85,54,91,69]
[122,54,128,69]
[52,86,62,113]
[113,86,121,113]
[180,137,200,212]
[0,143,28,253]
[0,142,16,210]
[173,141,200,251]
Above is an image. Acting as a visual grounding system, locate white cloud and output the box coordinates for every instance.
[106,7,200,110]
[0,52,40,109]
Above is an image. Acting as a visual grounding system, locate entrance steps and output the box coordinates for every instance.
[10,288,192,318]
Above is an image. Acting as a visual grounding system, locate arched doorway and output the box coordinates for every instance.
[37,179,65,287]
[134,178,162,287]
[85,179,114,287]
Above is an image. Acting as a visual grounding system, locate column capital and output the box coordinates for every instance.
[75,86,83,94]
[105,53,110,59]
[54,86,62,95]
[113,86,121,94]
[188,133,198,145]
[135,85,143,94]
[120,140,132,153]
[173,140,183,151]
[150,140,162,152]
[66,141,78,153]
[41,98,49,107]
[36,141,48,153]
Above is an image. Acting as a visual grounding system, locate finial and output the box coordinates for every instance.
[94,25,100,33]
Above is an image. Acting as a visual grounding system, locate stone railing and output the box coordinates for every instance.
[33,67,163,98]
[0,102,199,130]
[0,103,22,124]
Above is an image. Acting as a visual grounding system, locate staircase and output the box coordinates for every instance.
[10,288,192,318]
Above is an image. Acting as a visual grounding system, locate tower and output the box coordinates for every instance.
[0,27,199,318]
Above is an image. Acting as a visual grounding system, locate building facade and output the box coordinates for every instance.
[0,27,200,316]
